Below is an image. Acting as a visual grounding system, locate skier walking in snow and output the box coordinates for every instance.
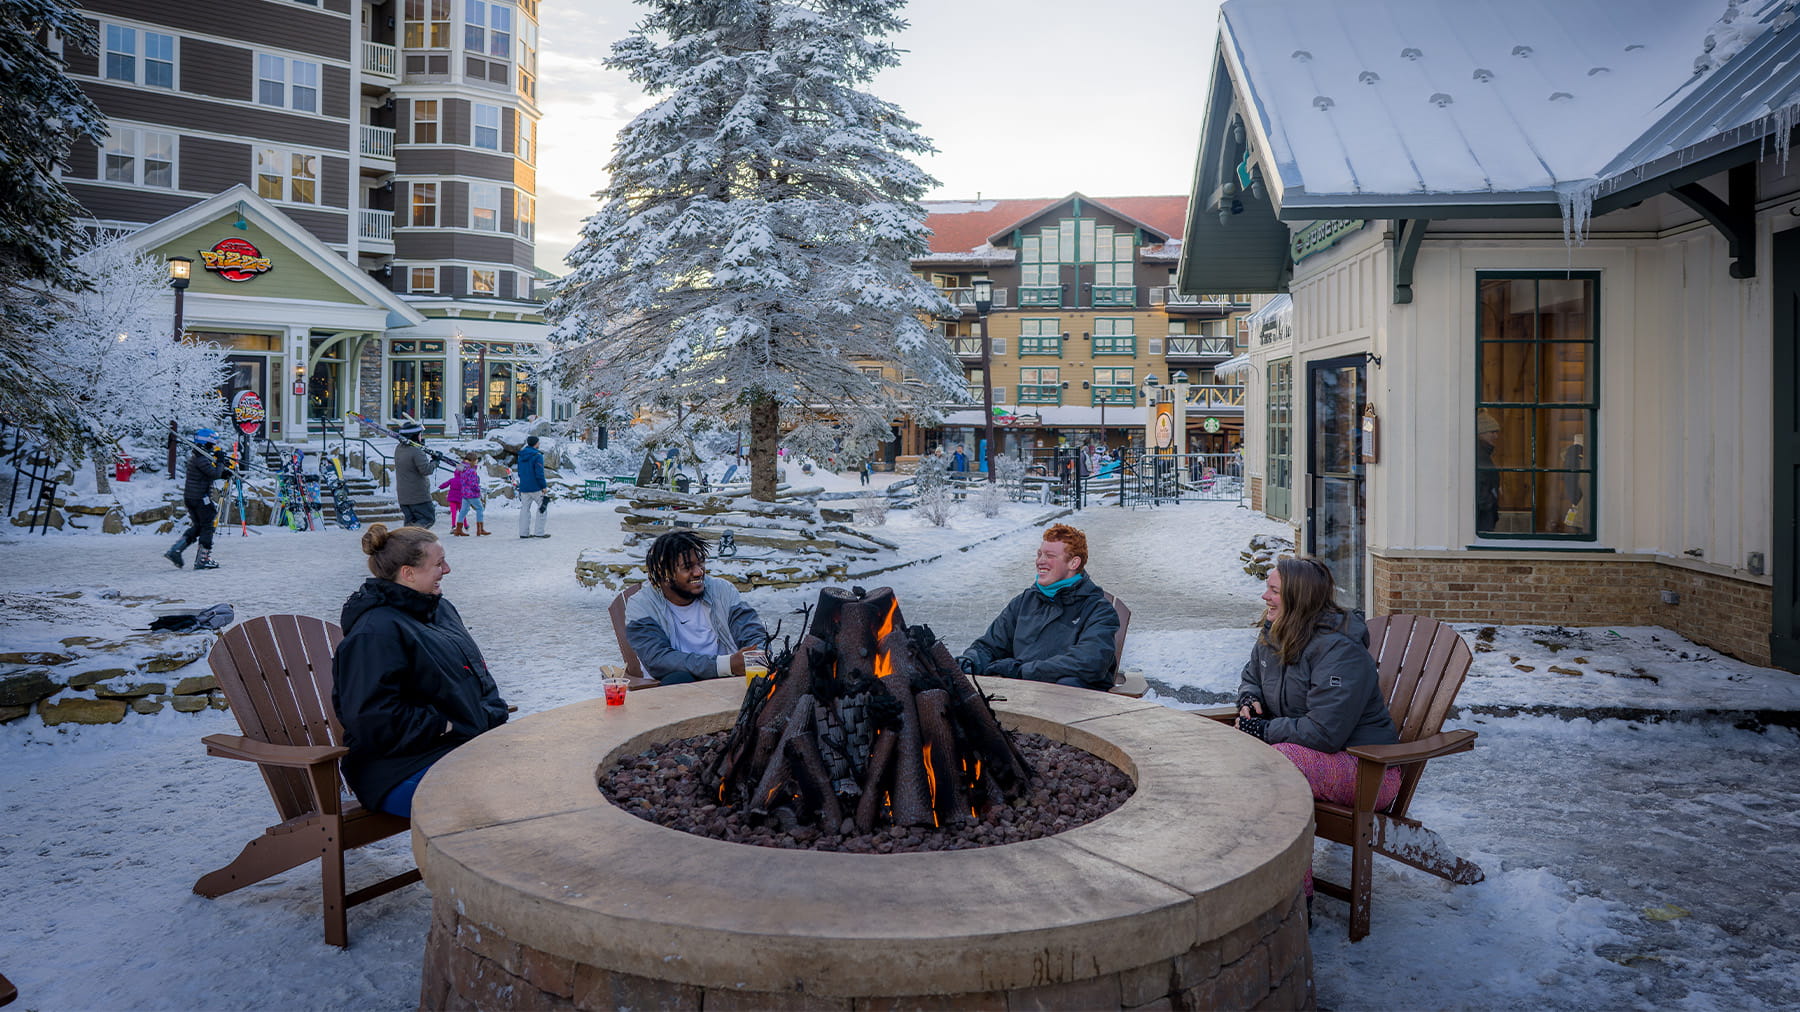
[393,421,436,528]
[516,435,548,538]
[163,428,233,570]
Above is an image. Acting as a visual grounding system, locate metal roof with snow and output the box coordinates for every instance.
[1180,0,1800,293]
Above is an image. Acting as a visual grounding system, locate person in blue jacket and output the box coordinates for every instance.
[331,524,508,817]
[516,434,548,538]
[625,530,769,684]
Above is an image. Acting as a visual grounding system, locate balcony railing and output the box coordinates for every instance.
[952,337,984,357]
[1016,384,1062,406]
[359,208,394,243]
[1151,287,1252,309]
[1017,285,1062,308]
[360,124,395,160]
[1018,336,1061,357]
[964,384,985,403]
[1091,386,1136,406]
[1185,384,1246,409]
[933,286,1008,312]
[1090,285,1136,308]
[1165,336,1234,358]
[363,41,399,79]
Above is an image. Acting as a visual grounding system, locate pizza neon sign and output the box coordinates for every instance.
[200,238,273,282]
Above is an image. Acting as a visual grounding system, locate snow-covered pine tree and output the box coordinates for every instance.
[548,0,963,502]
[0,0,110,450]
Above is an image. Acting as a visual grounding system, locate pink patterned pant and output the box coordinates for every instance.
[1271,743,1402,898]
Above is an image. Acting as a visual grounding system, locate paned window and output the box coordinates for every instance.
[472,103,500,150]
[469,182,501,231]
[514,192,534,240]
[516,17,538,99]
[102,128,175,188]
[465,0,513,58]
[255,147,321,204]
[1017,367,1061,405]
[257,54,320,112]
[517,116,535,163]
[1474,273,1599,539]
[408,266,438,293]
[1091,367,1134,406]
[410,182,438,227]
[460,343,537,422]
[1018,318,1060,356]
[1019,230,1061,306]
[412,100,439,143]
[1090,224,1136,306]
[405,0,452,48]
[471,268,497,295]
[1266,358,1293,519]
[1093,318,1135,355]
[391,357,446,420]
[104,26,175,87]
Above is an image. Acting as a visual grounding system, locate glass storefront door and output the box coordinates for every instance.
[1307,356,1367,613]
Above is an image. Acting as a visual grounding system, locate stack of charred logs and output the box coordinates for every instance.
[704,587,1034,832]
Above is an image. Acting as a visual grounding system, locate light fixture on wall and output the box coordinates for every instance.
[232,202,248,230]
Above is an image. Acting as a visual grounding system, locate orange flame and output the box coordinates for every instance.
[921,743,941,827]
[872,598,900,678]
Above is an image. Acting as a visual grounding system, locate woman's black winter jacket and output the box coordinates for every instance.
[331,578,508,810]
[1236,611,1397,753]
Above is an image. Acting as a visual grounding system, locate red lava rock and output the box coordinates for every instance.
[598,731,1134,855]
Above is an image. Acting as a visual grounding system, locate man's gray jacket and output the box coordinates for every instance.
[624,576,768,681]
[960,573,1120,691]
[394,441,434,506]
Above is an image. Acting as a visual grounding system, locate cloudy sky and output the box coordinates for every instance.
[532,0,1225,272]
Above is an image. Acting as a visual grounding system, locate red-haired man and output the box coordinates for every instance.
[958,523,1120,691]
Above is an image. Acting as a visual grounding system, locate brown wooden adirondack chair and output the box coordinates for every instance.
[1105,593,1146,697]
[1207,613,1483,941]
[600,583,662,690]
[194,614,421,947]
[0,970,16,1007]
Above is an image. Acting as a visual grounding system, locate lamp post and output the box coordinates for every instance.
[973,277,995,482]
[166,256,192,480]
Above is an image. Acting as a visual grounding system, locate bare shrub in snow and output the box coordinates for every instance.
[993,455,1027,501]
[855,498,888,527]
[974,477,1006,517]
[915,483,955,527]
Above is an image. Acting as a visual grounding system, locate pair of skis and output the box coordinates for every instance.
[343,411,459,473]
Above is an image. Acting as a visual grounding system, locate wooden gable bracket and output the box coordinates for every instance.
[1391,218,1426,304]
[1671,162,1757,279]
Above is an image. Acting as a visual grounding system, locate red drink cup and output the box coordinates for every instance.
[603,677,628,706]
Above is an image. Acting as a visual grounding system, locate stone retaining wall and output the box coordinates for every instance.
[421,887,1312,1011]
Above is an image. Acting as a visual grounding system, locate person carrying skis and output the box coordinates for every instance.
[439,454,487,536]
[516,435,548,538]
[393,420,436,528]
[163,428,233,570]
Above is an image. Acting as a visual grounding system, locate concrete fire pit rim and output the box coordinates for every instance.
[411,680,1314,996]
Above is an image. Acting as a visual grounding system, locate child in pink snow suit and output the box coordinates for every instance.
[440,455,488,536]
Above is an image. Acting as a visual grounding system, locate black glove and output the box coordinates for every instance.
[1236,715,1268,741]
[1237,692,1262,714]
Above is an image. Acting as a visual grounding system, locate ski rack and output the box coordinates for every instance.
[165,428,279,477]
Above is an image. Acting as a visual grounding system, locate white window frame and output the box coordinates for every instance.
[516,116,535,164]
[254,146,322,205]
[408,266,439,293]
[472,103,500,150]
[513,191,533,240]
[102,127,176,188]
[469,182,501,232]
[470,267,497,295]
[405,0,452,49]
[409,181,439,227]
[256,53,322,113]
[103,25,176,88]
[412,99,439,143]
[465,0,514,59]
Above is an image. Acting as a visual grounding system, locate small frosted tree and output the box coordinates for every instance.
[548,0,964,501]
[39,236,229,489]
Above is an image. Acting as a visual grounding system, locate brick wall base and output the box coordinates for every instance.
[419,888,1314,1011]
[1370,553,1775,667]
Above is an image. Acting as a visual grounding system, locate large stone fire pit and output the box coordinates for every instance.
[412,679,1316,1010]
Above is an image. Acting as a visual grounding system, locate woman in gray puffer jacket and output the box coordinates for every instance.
[1236,557,1399,806]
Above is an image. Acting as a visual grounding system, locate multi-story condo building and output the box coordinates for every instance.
[899,194,1254,467]
[57,0,548,440]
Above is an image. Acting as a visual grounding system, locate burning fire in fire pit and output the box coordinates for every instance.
[706,586,1033,832]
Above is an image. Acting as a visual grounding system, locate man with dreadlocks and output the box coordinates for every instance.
[625,530,770,684]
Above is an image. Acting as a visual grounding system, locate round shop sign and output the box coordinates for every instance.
[232,389,265,436]
[1202,416,1222,434]
[201,237,274,282]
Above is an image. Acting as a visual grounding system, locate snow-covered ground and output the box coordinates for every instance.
[1,493,1797,1010]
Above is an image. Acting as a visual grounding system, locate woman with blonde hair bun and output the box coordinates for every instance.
[331,523,508,817]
